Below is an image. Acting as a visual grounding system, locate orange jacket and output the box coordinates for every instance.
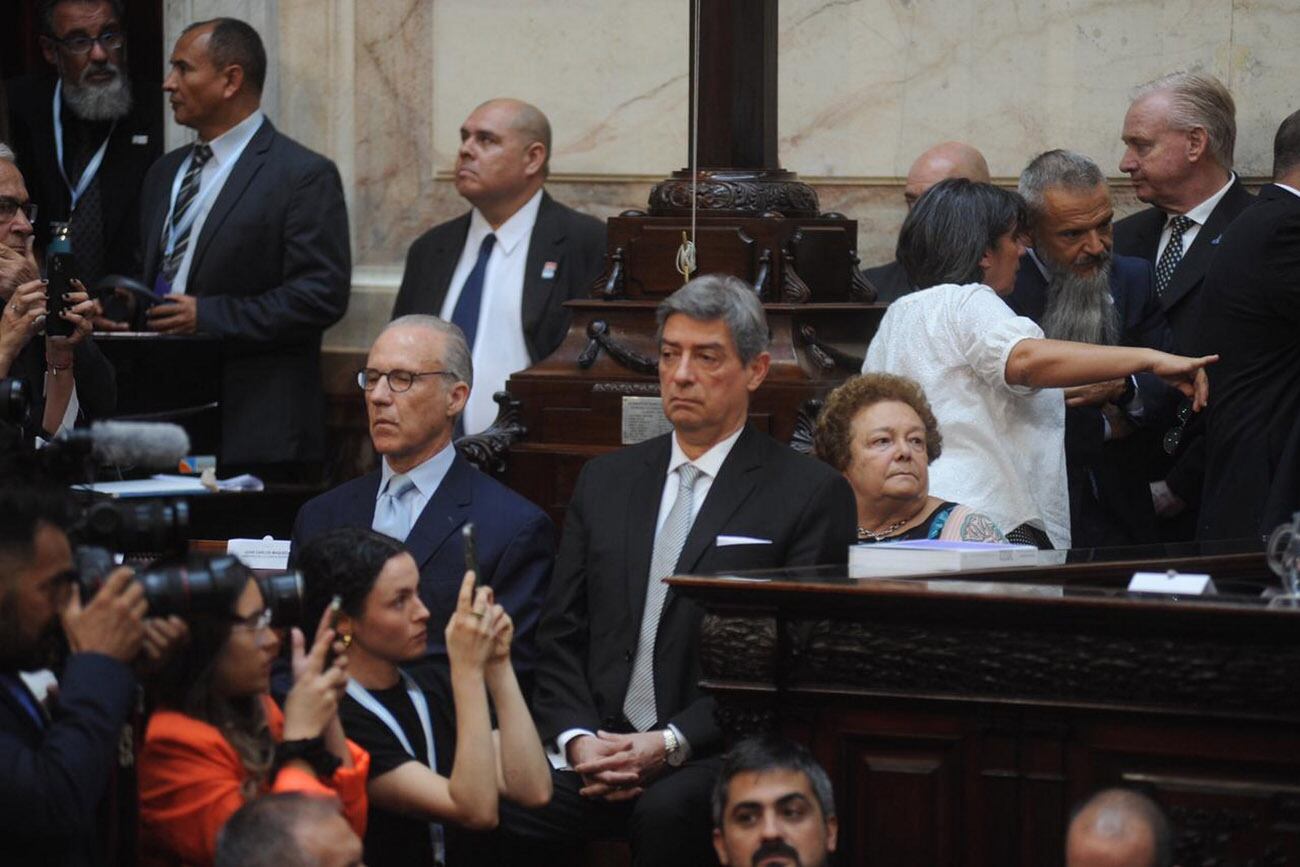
[137,695,369,867]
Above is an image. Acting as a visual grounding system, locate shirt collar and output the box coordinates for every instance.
[203,110,264,166]
[468,187,544,256]
[668,424,745,482]
[1178,173,1235,227]
[378,440,456,500]
[1275,182,1300,200]
[1026,248,1052,281]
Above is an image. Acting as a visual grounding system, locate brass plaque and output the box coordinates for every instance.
[621,396,672,444]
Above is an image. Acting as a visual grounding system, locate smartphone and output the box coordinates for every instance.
[462,523,482,587]
[45,222,75,338]
[323,595,343,667]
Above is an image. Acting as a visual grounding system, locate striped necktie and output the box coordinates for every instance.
[160,143,214,283]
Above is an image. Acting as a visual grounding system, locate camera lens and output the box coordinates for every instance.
[0,378,29,426]
[138,555,248,619]
[258,571,306,629]
[79,498,190,554]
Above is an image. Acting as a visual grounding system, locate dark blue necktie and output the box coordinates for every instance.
[451,233,496,348]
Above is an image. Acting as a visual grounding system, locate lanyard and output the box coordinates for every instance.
[52,80,116,212]
[346,671,445,865]
[160,143,239,259]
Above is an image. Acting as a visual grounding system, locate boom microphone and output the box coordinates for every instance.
[54,421,191,469]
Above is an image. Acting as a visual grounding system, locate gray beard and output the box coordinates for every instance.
[62,65,133,122]
[1041,257,1120,346]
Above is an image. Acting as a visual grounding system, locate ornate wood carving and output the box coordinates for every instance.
[714,701,779,742]
[649,171,819,217]
[798,324,865,372]
[591,382,660,396]
[598,246,626,299]
[849,251,878,302]
[698,613,780,682]
[753,248,772,299]
[789,399,824,455]
[576,320,658,375]
[781,233,812,303]
[455,391,526,475]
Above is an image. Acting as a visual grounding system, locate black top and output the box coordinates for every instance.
[339,669,456,867]
[857,501,959,544]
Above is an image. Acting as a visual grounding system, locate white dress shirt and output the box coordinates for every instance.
[1154,173,1236,262]
[374,440,457,534]
[439,189,542,434]
[864,283,1070,549]
[1276,183,1300,200]
[550,425,746,770]
[167,110,265,296]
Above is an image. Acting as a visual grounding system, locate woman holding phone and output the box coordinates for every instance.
[297,527,551,867]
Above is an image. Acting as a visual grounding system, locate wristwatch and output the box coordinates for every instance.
[662,727,686,767]
[273,737,342,780]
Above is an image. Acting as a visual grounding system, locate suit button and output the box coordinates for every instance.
[624,650,633,662]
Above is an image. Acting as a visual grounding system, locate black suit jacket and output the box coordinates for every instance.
[531,426,856,755]
[1113,176,1254,352]
[5,73,163,283]
[0,655,136,867]
[1196,185,1300,539]
[290,452,555,681]
[390,191,606,364]
[1007,253,1176,545]
[861,259,913,304]
[138,118,350,465]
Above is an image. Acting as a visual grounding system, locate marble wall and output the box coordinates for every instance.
[162,0,1299,351]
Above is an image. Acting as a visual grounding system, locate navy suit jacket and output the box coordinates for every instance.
[1007,252,1176,544]
[0,655,136,867]
[291,452,555,681]
[138,118,350,466]
[531,425,857,755]
[861,259,913,303]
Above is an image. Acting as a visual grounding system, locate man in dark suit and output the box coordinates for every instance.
[503,275,857,866]
[138,18,349,480]
[0,481,146,867]
[862,141,990,302]
[391,98,605,435]
[5,0,162,291]
[291,315,554,685]
[1009,150,1176,546]
[1197,110,1300,540]
[1114,72,1253,533]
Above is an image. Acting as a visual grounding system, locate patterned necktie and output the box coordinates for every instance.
[1154,214,1194,298]
[64,117,108,286]
[160,143,214,283]
[623,464,704,731]
[450,233,496,349]
[372,474,417,542]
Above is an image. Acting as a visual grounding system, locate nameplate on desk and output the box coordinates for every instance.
[621,396,673,444]
[1128,571,1216,596]
[227,538,292,570]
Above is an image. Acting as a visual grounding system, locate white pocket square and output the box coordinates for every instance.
[716,535,772,547]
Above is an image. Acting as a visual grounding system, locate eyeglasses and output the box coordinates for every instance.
[230,608,273,632]
[47,31,125,55]
[1163,401,1193,455]
[357,368,456,393]
[0,197,37,224]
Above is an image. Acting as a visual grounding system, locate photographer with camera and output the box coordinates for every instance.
[137,571,370,867]
[0,143,114,441]
[0,481,151,866]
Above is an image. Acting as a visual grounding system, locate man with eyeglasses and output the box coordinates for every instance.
[291,314,554,692]
[5,0,162,292]
[137,17,349,482]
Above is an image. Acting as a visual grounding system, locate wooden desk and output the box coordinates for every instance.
[671,547,1300,866]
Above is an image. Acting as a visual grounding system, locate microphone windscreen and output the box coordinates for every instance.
[88,421,191,468]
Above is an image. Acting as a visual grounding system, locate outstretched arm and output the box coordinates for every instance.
[1005,339,1217,411]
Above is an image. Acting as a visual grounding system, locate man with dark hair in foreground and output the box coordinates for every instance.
[712,737,839,867]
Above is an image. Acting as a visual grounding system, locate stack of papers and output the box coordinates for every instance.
[849,539,1039,579]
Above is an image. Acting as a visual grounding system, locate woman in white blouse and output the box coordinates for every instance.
[863,179,1216,549]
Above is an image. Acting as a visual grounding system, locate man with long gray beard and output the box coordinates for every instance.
[5,0,162,291]
[1008,150,1178,546]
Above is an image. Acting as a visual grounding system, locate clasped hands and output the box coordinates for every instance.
[568,729,669,802]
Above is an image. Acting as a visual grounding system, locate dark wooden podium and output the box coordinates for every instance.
[671,547,1300,866]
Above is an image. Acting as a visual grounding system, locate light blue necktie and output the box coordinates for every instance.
[373,473,417,542]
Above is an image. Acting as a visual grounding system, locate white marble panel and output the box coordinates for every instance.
[429,0,688,177]
[1229,0,1300,178]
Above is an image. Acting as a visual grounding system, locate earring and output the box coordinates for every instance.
[339,633,353,650]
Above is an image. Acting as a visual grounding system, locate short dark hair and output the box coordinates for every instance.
[40,0,126,36]
[897,178,1027,289]
[297,527,406,631]
[1068,788,1173,867]
[214,792,343,867]
[0,482,74,583]
[1273,109,1300,178]
[712,736,836,828]
[185,17,267,94]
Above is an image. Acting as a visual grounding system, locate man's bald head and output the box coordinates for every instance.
[1066,789,1173,867]
[472,97,552,176]
[904,141,991,208]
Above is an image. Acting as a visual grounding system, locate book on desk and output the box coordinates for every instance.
[849,539,1039,578]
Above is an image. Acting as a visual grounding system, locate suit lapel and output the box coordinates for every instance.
[521,192,565,359]
[1130,209,1164,262]
[404,454,473,571]
[675,426,761,575]
[347,471,383,526]
[624,437,672,626]
[187,118,274,290]
[143,149,189,282]
[429,215,471,314]
[1163,179,1251,310]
